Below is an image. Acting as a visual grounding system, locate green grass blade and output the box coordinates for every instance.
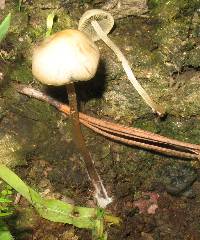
[0,165,119,230]
[0,13,11,42]
[0,164,120,240]
[46,12,55,37]
[0,164,33,203]
[0,164,96,227]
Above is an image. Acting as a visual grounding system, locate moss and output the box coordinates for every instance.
[16,97,59,124]
[186,48,200,68]
[134,114,200,144]
[150,0,200,71]
[10,63,32,84]
[0,82,73,168]
[149,0,199,21]
[148,0,160,9]
[0,133,25,167]
[52,9,77,32]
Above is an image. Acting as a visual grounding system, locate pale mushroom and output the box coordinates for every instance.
[78,9,165,116]
[32,29,112,208]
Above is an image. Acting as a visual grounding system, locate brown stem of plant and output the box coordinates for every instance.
[15,84,200,160]
[66,83,110,206]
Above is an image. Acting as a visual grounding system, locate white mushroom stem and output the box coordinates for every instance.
[91,20,165,117]
[66,83,112,208]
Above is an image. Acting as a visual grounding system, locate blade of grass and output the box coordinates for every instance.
[0,13,11,42]
[46,12,55,37]
[0,165,120,231]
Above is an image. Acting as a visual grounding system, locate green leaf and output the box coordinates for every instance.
[0,164,120,236]
[46,12,55,37]
[0,198,12,203]
[0,211,13,217]
[0,13,11,43]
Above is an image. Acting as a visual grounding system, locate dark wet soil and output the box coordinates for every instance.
[8,157,200,240]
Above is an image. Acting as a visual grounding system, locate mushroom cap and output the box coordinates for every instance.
[32,29,100,86]
[78,9,114,42]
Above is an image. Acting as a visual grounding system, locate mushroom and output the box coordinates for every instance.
[78,9,165,116]
[32,29,112,208]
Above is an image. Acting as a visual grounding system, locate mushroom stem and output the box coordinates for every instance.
[91,20,165,117]
[66,83,112,208]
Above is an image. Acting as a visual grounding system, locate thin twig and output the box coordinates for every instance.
[15,84,200,160]
[83,121,198,159]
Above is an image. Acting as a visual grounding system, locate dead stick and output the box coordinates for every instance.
[78,112,200,152]
[15,84,200,159]
[82,121,198,159]
[82,118,199,153]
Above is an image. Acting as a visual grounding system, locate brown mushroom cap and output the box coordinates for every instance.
[78,9,114,42]
[32,29,100,86]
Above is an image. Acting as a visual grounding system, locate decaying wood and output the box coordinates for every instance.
[15,84,200,160]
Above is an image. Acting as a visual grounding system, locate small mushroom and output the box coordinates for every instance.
[32,29,99,86]
[78,9,165,116]
[32,29,112,208]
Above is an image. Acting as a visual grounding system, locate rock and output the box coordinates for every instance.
[158,163,197,196]
[102,0,148,19]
